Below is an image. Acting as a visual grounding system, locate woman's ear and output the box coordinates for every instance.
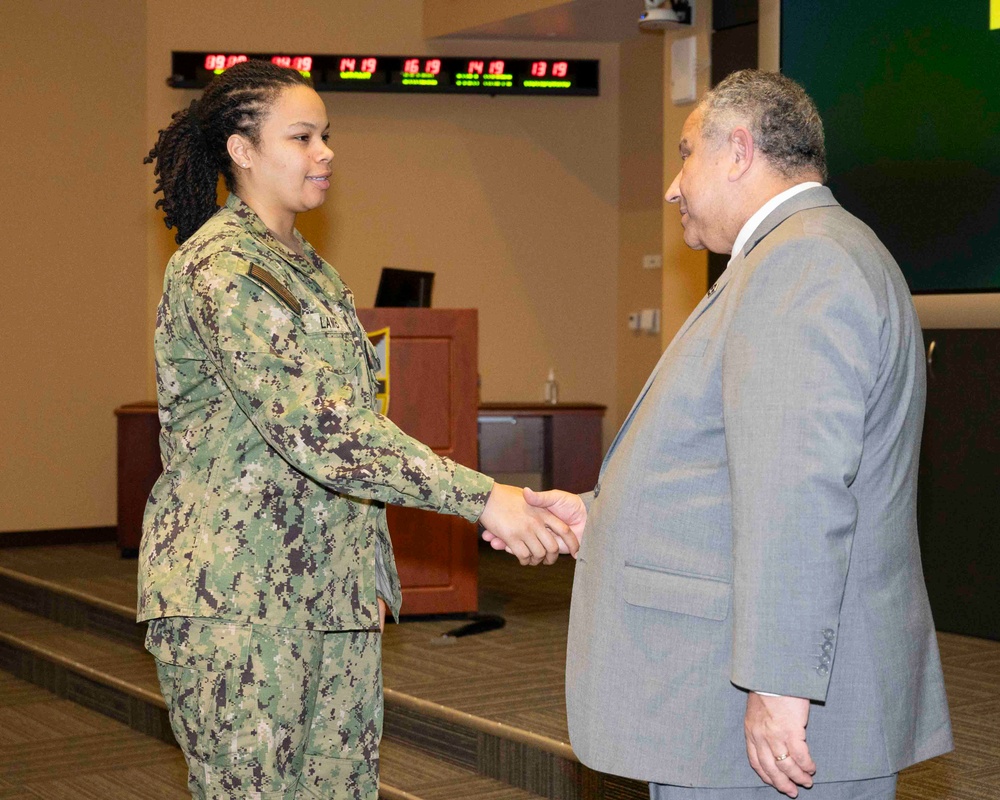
[227,134,252,171]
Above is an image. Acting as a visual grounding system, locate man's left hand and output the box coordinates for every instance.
[744,692,816,798]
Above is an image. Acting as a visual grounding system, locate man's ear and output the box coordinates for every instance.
[227,134,252,171]
[728,127,754,181]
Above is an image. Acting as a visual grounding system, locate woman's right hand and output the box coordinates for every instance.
[478,483,579,565]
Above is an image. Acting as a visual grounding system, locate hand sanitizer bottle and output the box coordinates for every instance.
[544,368,559,405]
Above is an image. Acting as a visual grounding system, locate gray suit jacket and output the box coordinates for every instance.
[566,187,952,788]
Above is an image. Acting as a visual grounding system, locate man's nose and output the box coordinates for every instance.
[665,172,681,204]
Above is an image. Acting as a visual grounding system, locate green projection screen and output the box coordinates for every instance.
[781,1,1000,293]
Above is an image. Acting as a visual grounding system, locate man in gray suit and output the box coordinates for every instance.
[541,71,952,799]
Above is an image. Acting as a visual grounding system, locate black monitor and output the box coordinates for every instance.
[374,268,434,308]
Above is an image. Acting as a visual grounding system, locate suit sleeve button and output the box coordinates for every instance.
[823,628,835,639]
[817,665,829,676]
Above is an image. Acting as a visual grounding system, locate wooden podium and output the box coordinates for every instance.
[357,308,480,616]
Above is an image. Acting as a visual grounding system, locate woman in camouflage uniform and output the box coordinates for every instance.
[141,60,585,800]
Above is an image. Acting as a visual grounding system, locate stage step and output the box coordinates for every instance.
[380,739,547,800]
[0,558,646,799]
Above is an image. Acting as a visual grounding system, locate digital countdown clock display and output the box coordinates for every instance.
[169,52,599,96]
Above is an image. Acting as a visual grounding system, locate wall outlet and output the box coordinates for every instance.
[643,254,663,270]
[639,308,661,334]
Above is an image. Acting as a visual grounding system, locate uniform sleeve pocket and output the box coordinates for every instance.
[622,565,731,620]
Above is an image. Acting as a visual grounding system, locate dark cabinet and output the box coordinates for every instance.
[114,402,161,556]
[477,403,605,495]
[918,329,1000,640]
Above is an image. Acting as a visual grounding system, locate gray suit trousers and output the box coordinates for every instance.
[651,774,897,799]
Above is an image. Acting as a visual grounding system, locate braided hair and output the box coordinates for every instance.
[145,60,310,244]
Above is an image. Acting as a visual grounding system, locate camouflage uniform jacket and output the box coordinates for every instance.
[138,194,493,630]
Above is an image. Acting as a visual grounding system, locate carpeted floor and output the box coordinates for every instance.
[0,671,189,799]
[0,543,996,798]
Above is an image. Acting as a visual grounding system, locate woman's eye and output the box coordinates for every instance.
[321,133,330,142]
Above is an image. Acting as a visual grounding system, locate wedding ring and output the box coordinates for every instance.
[774,753,790,762]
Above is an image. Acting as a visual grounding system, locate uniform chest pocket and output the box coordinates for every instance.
[300,313,363,373]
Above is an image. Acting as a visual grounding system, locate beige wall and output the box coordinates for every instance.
[615,35,664,426]
[424,0,569,38]
[660,15,712,346]
[5,1,990,535]
[0,1,148,532]
[1,0,637,533]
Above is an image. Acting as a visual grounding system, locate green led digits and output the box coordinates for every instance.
[524,80,572,89]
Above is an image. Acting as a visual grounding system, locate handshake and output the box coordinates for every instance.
[478,484,587,566]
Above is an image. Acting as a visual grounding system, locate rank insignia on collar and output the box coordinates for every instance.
[247,264,302,315]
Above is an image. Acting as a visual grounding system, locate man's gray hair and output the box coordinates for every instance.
[700,70,828,182]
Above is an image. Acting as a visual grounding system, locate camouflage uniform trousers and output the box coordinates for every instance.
[146,616,381,800]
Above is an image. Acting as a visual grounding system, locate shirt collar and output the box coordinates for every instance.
[728,181,822,265]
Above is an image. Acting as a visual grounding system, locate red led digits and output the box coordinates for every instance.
[553,61,568,78]
[425,59,441,75]
[488,60,505,75]
[404,58,420,74]
[274,55,310,72]
[339,57,356,72]
[205,54,247,71]
[467,60,484,75]
[531,61,547,77]
[361,58,377,73]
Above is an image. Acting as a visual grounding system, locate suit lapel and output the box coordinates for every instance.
[742,185,839,258]
[672,263,736,342]
[598,187,841,480]
[599,264,736,476]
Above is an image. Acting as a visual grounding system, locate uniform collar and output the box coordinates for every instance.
[224,193,316,274]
